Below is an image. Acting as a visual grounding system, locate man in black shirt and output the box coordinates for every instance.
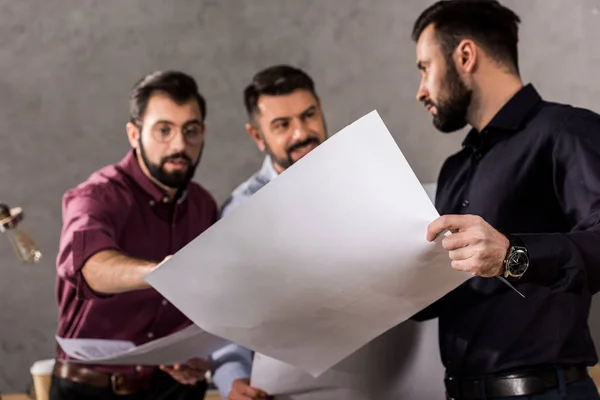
[411,1,600,399]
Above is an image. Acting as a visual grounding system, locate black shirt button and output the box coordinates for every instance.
[474,152,482,160]
[462,200,469,207]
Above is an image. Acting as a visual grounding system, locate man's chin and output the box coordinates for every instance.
[163,180,189,190]
[292,153,308,162]
[433,118,468,133]
[155,171,191,189]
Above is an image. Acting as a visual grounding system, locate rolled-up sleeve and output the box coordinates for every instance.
[56,187,122,300]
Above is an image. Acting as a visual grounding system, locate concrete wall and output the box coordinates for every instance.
[1,0,599,393]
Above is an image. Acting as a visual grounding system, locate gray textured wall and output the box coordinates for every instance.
[1,0,600,394]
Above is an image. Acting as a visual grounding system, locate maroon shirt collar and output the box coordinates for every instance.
[117,150,188,204]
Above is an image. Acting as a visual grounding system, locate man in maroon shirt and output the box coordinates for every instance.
[51,70,218,399]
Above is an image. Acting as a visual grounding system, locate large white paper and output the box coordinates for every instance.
[145,110,468,376]
[56,324,229,365]
[250,184,446,400]
[56,337,135,360]
[250,319,445,400]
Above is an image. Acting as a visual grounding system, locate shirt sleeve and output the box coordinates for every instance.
[56,187,123,300]
[209,191,256,397]
[218,193,246,220]
[515,110,600,293]
[209,344,253,399]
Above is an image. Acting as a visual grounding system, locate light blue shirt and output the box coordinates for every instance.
[209,156,278,399]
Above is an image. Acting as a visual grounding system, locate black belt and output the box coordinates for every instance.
[53,359,153,395]
[445,365,589,399]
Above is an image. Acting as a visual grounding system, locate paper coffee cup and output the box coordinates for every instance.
[30,359,55,400]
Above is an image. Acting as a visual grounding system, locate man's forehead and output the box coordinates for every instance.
[416,24,437,50]
[257,90,317,116]
[416,25,442,62]
[145,93,202,120]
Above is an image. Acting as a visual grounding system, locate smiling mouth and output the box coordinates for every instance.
[290,142,318,158]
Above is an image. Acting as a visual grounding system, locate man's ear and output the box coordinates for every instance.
[245,122,266,153]
[455,39,478,74]
[126,122,140,150]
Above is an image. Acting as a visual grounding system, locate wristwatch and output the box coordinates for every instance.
[503,235,529,279]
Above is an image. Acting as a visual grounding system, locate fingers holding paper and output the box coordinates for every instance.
[228,378,272,400]
[427,214,509,277]
[159,357,209,385]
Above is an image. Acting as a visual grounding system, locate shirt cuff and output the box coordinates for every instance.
[212,361,252,399]
[210,344,253,399]
[513,233,572,284]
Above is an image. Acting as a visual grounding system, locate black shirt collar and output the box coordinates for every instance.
[463,83,542,149]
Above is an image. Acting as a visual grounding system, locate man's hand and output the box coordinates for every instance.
[158,254,172,267]
[159,357,209,385]
[427,214,509,277]
[228,378,271,400]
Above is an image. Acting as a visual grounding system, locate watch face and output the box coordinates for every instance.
[508,249,529,275]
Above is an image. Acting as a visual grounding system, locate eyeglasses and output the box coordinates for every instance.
[134,120,205,145]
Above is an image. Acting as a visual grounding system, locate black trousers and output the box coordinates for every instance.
[49,373,208,400]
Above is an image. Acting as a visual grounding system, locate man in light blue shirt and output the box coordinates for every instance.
[210,64,329,400]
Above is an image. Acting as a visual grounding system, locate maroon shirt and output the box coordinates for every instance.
[55,150,217,377]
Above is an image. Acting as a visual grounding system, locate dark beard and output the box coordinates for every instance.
[428,60,473,133]
[139,140,202,189]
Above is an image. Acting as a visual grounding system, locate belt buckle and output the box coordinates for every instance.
[110,374,133,396]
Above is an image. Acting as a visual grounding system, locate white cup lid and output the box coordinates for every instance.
[30,359,55,375]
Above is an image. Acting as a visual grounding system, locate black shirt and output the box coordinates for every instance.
[414,84,600,377]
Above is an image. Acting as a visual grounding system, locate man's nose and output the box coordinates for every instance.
[416,83,428,103]
[291,120,310,141]
[169,130,187,152]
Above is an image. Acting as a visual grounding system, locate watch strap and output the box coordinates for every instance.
[507,234,525,248]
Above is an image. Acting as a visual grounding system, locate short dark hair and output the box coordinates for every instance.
[243,65,317,117]
[129,70,207,123]
[412,0,521,74]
